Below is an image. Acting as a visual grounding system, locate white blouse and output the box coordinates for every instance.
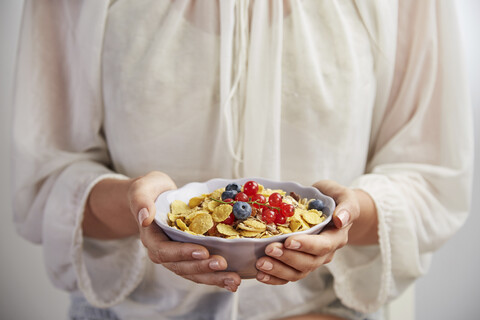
[12,0,473,319]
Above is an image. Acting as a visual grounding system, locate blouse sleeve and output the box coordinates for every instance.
[12,1,146,307]
[326,0,474,313]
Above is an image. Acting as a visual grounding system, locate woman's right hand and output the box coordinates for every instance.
[128,171,242,292]
[84,171,241,291]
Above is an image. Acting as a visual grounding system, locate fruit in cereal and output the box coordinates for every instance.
[243,180,259,196]
[234,192,249,202]
[261,208,276,224]
[222,190,237,201]
[280,203,295,217]
[268,192,283,207]
[225,183,241,193]
[308,199,325,211]
[232,201,252,220]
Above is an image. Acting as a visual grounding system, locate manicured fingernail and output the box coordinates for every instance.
[260,260,273,271]
[287,240,301,249]
[192,250,207,260]
[224,285,236,292]
[224,278,235,286]
[257,273,270,282]
[209,260,221,270]
[268,247,283,257]
[138,208,149,225]
[336,210,350,228]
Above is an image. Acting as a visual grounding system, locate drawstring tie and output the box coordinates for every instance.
[220,0,250,179]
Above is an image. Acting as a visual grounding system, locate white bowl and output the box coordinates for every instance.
[154,177,335,278]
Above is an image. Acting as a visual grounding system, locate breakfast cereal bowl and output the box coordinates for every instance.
[154,177,335,278]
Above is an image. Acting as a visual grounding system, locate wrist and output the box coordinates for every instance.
[83,178,139,239]
[348,188,379,245]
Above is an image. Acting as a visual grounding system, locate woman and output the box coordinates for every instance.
[12,1,473,319]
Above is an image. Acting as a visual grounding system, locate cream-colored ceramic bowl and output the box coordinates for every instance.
[154,178,335,278]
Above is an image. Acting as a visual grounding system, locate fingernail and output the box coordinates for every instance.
[336,210,350,228]
[209,260,221,270]
[260,260,273,271]
[257,273,270,282]
[224,285,236,292]
[138,208,149,226]
[192,250,207,260]
[268,247,283,257]
[287,240,301,249]
[224,278,235,286]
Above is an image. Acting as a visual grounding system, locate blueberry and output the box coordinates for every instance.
[225,183,241,193]
[222,190,237,201]
[232,201,252,220]
[308,199,325,211]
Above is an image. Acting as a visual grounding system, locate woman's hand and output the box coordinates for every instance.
[255,180,378,285]
[83,171,241,292]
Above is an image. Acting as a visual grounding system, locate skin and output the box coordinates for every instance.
[83,171,379,313]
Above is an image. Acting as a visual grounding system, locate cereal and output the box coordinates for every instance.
[188,196,204,209]
[212,204,233,222]
[171,200,191,216]
[175,218,189,231]
[301,209,324,225]
[166,180,327,238]
[189,213,214,235]
[217,223,240,236]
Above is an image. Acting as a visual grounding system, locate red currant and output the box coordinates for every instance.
[243,180,259,196]
[268,192,283,207]
[251,193,266,208]
[275,213,287,225]
[261,209,276,224]
[223,213,235,225]
[281,203,295,217]
[235,192,249,202]
[224,198,234,205]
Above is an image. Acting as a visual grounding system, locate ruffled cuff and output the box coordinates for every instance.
[325,173,422,313]
[42,161,147,308]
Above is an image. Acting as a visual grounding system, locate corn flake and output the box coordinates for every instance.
[189,213,214,235]
[212,204,233,222]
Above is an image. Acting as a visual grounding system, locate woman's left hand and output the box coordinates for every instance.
[255,179,378,285]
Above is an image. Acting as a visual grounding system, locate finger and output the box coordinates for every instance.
[312,180,359,229]
[183,272,242,292]
[256,271,289,285]
[129,171,177,227]
[141,223,210,262]
[264,242,318,274]
[283,231,349,258]
[161,255,228,274]
[255,256,303,282]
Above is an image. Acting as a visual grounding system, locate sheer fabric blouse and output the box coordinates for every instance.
[12,0,473,319]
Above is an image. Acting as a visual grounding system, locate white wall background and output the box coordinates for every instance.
[0,1,478,319]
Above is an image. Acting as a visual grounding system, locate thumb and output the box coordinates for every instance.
[313,179,357,229]
[128,171,177,228]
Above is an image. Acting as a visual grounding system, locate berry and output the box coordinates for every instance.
[222,190,237,201]
[223,213,235,225]
[243,180,259,196]
[235,192,249,202]
[261,208,276,224]
[275,213,287,224]
[308,199,325,211]
[224,198,234,205]
[226,183,241,193]
[268,192,283,207]
[281,203,295,217]
[251,193,266,208]
[232,201,252,220]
